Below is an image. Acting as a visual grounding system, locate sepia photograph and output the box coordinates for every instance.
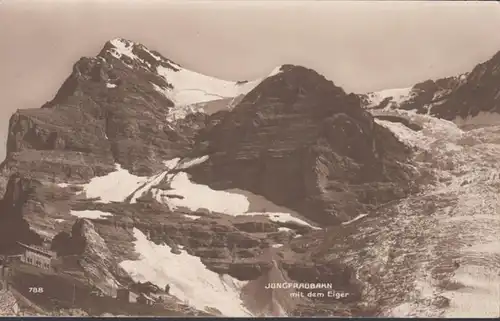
[0,0,500,317]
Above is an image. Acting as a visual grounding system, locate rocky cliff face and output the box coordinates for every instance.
[1,42,199,199]
[0,174,45,251]
[430,51,500,120]
[60,219,130,290]
[188,65,417,225]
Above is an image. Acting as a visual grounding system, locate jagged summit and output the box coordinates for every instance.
[98,38,335,110]
[44,37,333,121]
[95,38,295,109]
[98,37,183,71]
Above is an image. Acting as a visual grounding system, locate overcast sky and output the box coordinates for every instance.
[1,0,500,160]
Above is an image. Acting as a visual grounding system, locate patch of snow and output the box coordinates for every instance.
[82,164,149,203]
[183,214,199,220]
[267,65,284,77]
[154,172,250,215]
[55,219,65,223]
[375,119,423,148]
[109,38,138,61]
[342,213,368,225]
[57,183,70,188]
[271,244,284,248]
[373,109,463,151]
[70,210,114,220]
[120,229,252,316]
[106,83,117,88]
[163,157,181,169]
[278,227,293,233]
[107,38,153,69]
[365,87,413,108]
[177,155,209,170]
[130,171,170,204]
[163,100,205,123]
[247,212,320,229]
[155,65,259,107]
[150,167,320,229]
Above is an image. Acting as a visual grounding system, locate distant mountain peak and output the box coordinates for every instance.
[98,37,182,72]
[360,48,500,121]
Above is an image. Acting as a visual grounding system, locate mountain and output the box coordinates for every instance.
[187,64,417,225]
[0,38,499,317]
[1,38,269,193]
[361,50,500,124]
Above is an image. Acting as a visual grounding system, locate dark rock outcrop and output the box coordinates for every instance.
[430,51,500,120]
[188,65,416,225]
[52,219,130,288]
[399,76,466,114]
[361,50,500,122]
[0,174,44,251]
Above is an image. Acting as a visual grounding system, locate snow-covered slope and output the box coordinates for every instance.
[120,229,251,316]
[153,64,260,106]
[370,108,500,317]
[104,38,282,117]
[69,154,318,230]
[364,87,414,109]
[361,73,470,117]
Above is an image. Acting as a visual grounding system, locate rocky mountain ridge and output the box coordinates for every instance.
[361,49,500,123]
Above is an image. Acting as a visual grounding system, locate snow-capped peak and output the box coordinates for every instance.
[267,65,285,77]
[99,39,299,122]
[101,38,270,107]
[103,37,181,70]
[108,38,145,60]
[364,87,414,109]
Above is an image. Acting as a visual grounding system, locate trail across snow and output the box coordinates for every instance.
[120,228,252,316]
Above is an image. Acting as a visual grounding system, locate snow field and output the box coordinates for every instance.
[120,229,252,316]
